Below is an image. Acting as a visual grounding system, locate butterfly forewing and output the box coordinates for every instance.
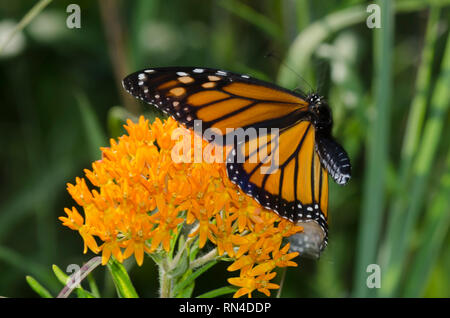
[122,67,308,139]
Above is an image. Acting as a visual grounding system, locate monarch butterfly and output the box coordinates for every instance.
[122,67,351,258]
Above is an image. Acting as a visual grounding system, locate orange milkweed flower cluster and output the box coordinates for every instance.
[60,116,302,298]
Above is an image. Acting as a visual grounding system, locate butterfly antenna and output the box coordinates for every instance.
[265,51,314,95]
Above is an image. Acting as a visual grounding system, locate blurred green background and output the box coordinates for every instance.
[0,0,449,298]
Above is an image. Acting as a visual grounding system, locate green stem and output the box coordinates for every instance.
[158,258,172,298]
[190,248,218,269]
[276,267,287,298]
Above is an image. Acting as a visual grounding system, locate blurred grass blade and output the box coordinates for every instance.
[403,150,450,297]
[173,260,217,297]
[353,0,394,297]
[26,276,53,298]
[196,286,238,298]
[379,5,441,294]
[75,92,107,159]
[218,0,282,39]
[380,31,450,297]
[0,0,52,55]
[399,6,440,174]
[107,258,139,298]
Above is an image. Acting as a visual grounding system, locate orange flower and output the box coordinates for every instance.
[209,212,237,257]
[228,272,279,298]
[61,116,302,297]
[60,207,84,230]
[149,194,185,252]
[249,243,299,276]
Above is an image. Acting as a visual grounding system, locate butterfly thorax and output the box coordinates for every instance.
[306,93,332,134]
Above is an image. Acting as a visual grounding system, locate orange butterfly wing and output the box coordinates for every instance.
[123,67,330,251]
[123,67,309,139]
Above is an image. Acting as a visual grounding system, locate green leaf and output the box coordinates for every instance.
[173,260,217,297]
[196,286,238,298]
[107,258,139,298]
[189,239,200,262]
[52,264,72,286]
[87,274,101,298]
[75,288,96,298]
[169,228,185,260]
[26,276,53,298]
[178,282,195,298]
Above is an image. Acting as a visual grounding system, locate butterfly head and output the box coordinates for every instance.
[307,93,332,132]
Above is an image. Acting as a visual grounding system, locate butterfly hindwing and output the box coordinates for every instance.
[226,121,329,246]
[315,134,351,185]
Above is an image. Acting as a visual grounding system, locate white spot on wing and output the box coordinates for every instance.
[176,71,189,76]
